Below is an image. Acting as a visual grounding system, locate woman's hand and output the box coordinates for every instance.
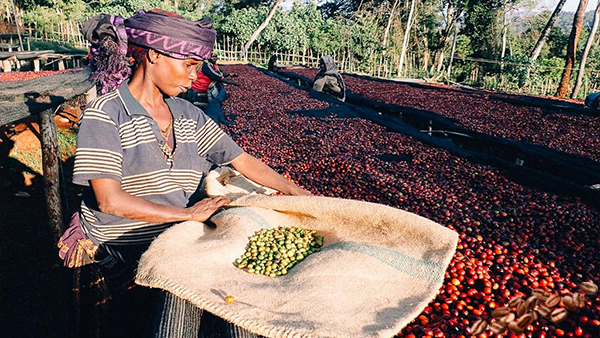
[186,196,231,222]
[288,185,312,196]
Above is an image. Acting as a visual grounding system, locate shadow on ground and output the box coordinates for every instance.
[0,128,83,338]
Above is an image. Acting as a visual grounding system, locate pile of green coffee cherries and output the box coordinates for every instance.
[234,226,324,277]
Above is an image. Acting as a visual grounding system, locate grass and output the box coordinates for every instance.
[58,126,78,160]
[9,125,78,174]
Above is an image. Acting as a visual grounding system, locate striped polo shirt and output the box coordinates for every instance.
[73,82,243,247]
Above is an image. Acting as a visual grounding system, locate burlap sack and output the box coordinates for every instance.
[136,169,458,338]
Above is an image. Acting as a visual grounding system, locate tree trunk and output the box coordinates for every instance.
[381,0,400,76]
[242,0,283,61]
[571,0,600,98]
[9,0,23,51]
[530,0,568,61]
[447,26,458,78]
[556,0,589,98]
[398,0,416,77]
[500,1,509,71]
[382,0,400,55]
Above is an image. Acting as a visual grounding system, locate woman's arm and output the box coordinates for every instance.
[230,152,312,196]
[91,178,230,223]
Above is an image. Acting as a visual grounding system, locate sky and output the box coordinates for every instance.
[538,0,596,12]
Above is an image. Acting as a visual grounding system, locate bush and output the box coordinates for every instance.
[30,40,85,53]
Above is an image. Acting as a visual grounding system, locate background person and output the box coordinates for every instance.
[189,52,239,107]
[312,55,346,101]
[585,92,600,110]
[63,9,310,338]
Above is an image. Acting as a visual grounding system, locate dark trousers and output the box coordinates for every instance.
[152,291,262,338]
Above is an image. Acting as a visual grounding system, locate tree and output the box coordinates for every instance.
[398,0,416,76]
[556,0,589,98]
[529,0,568,62]
[318,0,364,18]
[571,0,600,98]
[381,0,400,56]
[241,0,283,61]
[461,0,504,59]
[431,0,468,71]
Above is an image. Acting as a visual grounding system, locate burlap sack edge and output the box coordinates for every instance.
[135,195,459,338]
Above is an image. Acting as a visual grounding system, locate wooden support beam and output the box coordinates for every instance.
[0,67,93,126]
[39,107,63,243]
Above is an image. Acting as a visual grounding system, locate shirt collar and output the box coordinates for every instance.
[117,80,184,120]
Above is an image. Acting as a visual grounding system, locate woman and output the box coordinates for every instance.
[68,9,310,338]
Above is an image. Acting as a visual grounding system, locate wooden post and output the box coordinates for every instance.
[2,59,12,72]
[86,85,97,103]
[39,107,64,243]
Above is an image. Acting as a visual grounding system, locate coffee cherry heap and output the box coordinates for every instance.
[234,227,323,277]
[287,67,600,162]
[220,65,600,338]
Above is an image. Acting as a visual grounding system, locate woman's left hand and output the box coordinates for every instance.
[231,152,314,197]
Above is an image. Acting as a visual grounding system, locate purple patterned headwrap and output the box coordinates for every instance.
[81,9,216,93]
[125,9,215,61]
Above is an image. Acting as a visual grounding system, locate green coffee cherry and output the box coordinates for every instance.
[234,227,323,277]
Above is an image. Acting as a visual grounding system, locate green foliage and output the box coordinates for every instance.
[216,2,380,63]
[530,56,568,81]
[261,8,310,51]
[502,54,531,87]
[545,26,569,58]
[30,40,83,52]
[216,6,264,43]
[91,0,165,18]
[57,127,77,159]
[461,1,503,58]
[9,0,598,97]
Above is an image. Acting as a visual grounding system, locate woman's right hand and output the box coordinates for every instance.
[186,196,231,222]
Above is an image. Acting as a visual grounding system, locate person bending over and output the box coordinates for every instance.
[312,55,346,101]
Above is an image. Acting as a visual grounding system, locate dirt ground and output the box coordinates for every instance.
[0,103,84,338]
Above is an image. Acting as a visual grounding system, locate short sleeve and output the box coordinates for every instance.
[194,113,243,165]
[72,107,124,186]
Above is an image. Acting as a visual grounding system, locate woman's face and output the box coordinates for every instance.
[152,52,202,96]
